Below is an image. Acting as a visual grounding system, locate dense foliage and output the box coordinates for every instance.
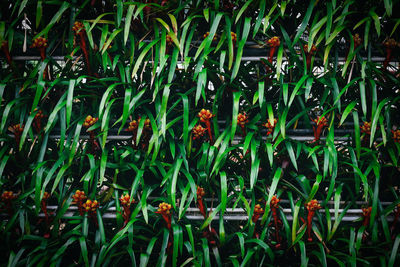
[1,0,400,266]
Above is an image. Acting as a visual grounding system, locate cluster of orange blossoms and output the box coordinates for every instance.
[119,194,135,207]
[157,202,172,230]
[383,38,398,49]
[203,32,218,41]
[392,129,400,143]
[196,186,207,218]
[306,199,321,212]
[360,121,371,135]
[127,120,138,132]
[165,34,173,46]
[31,37,48,49]
[10,124,24,147]
[303,44,317,54]
[362,207,372,226]
[263,118,277,136]
[267,36,280,48]
[72,21,85,33]
[237,113,249,127]
[270,195,280,208]
[33,110,45,132]
[72,190,87,215]
[196,109,215,142]
[83,115,98,128]
[312,116,328,142]
[251,204,264,223]
[192,124,206,140]
[83,199,99,214]
[230,32,237,43]
[42,191,50,200]
[198,109,214,122]
[305,199,321,242]
[1,191,17,201]
[353,33,362,48]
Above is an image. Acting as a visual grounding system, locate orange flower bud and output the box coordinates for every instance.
[305,199,321,212]
[83,115,98,128]
[192,124,206,140]
[391,129,400,143]
[237,113,249,127]
[198,109,214,123]
[267,36,280,48]
[360,121,371,135]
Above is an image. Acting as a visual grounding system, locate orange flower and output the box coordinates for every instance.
[127,120,138,132]
[166,34,173,46]
[305,199,321,242]
[312,116,328,127]
[157,202,172,214]
[119,194,135,207]
[203,32,218,41]
[231,32,237,42]
[303,44,317,54]
[383,38,397,49]
[237,113,249,127]
[197,186,205,200]
[267,36,280,48]
[1,191,17,201]
[31,37,48,49]
[251,204,264,223]
[305,199,321,212]
[156,202,172,229]
[270,195,280,208]
[83,199,99,213]
[198,109,214,123]
[192,124,206,140]
[83,115,98,128]
[360,121,371,135]
[72,190,87,203]
[72,21,85,34]
[263,118,277,135]
[353,33,362,47]
[42,191,50,200]
[392,129,400,143]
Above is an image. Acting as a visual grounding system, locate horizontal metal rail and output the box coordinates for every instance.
[30,205,395,222]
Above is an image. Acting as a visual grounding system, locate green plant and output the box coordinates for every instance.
[1,0,400,266]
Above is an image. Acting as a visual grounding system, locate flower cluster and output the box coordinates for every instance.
[362,206,372,226]
[192,124,206,140]
[305,199,321,242]
[312,116,328,142]
[383,38,398,49]
[198,109,215,143]
[33,110,46,132]
[83,115,98,128]
[166,34,173,46]
[267,36,280,48]
[72,21,85,33]
[156,202,172,230]
[303,44,317,54]
[196,186,207,218]
[1,191,17,201]
[203,32,218,41]
[383,38,398,69]
[119,194,135,226]
[360,121,371,135]
[119,194,135,207]
[230,32,237,43]
[83,199,99,214]
[237,113,249,127]
[198,109,215,123]
[270,196,282,247]
[10,124,24,147]
[251,204,264,223]
[1,191,17,216]
[353,33,362,48]
[127,120,138,132]
[72,190,87,216]
[263,118,277,136]
[31,37,48,49]
[392,129,400,143]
